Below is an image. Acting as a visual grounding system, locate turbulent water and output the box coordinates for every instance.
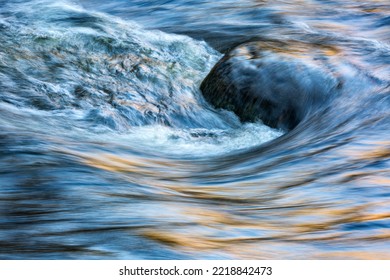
[0,0,389,259]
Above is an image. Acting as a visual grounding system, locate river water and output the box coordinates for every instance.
[0,0,389,259]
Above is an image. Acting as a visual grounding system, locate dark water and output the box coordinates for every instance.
[0,0,389,259]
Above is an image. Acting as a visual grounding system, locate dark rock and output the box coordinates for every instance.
[200,40,340,130]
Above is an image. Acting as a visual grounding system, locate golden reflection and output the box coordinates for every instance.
[362,8,381,13]
[313,251,390,260]
[140,200,390,254]
[142,231,219,250]
[180,207,278,230]
[62,147,390,259]
[243,40,341,59]
[83,154,152,174]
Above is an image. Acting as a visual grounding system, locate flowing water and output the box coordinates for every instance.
[0,0,389,259]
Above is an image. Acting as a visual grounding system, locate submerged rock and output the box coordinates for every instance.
[200,41,341,130]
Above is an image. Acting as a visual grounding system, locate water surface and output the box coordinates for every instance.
[0,0,389,259]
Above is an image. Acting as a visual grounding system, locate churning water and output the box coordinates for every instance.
[0,0,389,259]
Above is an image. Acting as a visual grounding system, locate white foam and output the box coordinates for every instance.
[95,123,284,157]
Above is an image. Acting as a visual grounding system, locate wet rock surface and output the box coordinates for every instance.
[200,41,341,130]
